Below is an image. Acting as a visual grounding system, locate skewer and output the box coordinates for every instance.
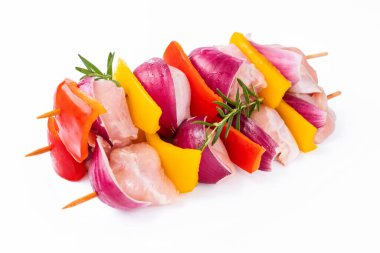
[62,192,98,209]
[306,52,328,59]
[37,109,61,119]
[25,145,51,157]
[327,91,342,100]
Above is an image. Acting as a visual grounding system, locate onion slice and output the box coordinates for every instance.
[173,116,235,183]
[134,58,191,137]
[189,47,243,97]
[89,137,150,210]
[283,93,327,128]
[189,46,267,102]
[237,115,279,171]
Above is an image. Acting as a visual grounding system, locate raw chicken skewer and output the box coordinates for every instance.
[26,37,340,212]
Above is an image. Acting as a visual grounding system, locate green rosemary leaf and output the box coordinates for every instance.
[213,101,233,111]
[225,115,233,138]
[75,67,93,75]
[216,107,226,117]
[235,87,241,104]
[235,111,241,131]
[245,84,258,99]
[212,125,224,145]
[242,83,250,104]
[112,79,121,87]
[78,54,103,75]
[248,104,256,117]
[237,78,244,87]
[193,120,214,127]
[107,52,115,76]
[216,89,237,106]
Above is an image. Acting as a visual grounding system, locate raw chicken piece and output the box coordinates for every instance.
[93,80,139,148]
[110,143,179,205]
[314,108,336,144]
[251,105,299,165]
[78,78,139,147]
[218,44,267,100]
[168,66,191,126]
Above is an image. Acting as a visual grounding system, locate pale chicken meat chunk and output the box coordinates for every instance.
[110,143,179,205]
[93,80,139,147]
[251,105,299,165]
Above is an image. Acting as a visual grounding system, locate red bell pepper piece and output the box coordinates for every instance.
[221,124,265,173]
[48,117,87,181]
[163,41,222,122]
[54,79,106,162]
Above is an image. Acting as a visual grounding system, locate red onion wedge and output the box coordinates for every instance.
[78,77,138,147]
[173,117,235,184]
[133,58,190,137]
[247,35,321,94]
[89,137,150,210]
[237,115,279,171]
[283,93,327,128]
[284,91,336,143]
[189,46,267,102]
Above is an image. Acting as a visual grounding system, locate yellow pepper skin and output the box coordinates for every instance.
[145,133,201,193]
[230,32,291,108]
[276,100,317,152]
[114,58,162,134]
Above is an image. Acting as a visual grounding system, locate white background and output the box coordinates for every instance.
[1,0,379,252]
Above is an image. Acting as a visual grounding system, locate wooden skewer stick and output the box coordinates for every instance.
[37,109,61,119]
[25,145,51,157]
[62,192,98,210]
[306,52,328,59]
[327,91,342,100]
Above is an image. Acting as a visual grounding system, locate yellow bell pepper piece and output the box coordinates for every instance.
[145,133,201,193]
[276,100,317,152]
[230,32,291,108]
[114,58,162,134]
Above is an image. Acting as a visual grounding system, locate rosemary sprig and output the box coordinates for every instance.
[194,78,263,150]
[75,52,120,87]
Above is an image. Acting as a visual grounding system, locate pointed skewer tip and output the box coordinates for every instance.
[62,192,97,210]
[25,145,51,157]
[37,109,61,119]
